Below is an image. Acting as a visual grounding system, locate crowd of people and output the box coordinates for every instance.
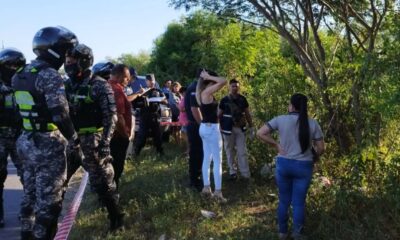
[0,25,326,240]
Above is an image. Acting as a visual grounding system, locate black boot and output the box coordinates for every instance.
[21,231,33,240]
[46,220,58,240]
[34,216,59,240]
[110,211,124,233]
[0,203,4,228]
[103,197,124,232]
[20,216,34,240]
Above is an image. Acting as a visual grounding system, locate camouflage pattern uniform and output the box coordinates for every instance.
[65,75,122,221]
[0,80,24,180]
[12,60,72,239]
[0,80,24,226]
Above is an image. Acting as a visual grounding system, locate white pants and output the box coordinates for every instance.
[199,123,223,190]
[222,127,250,178]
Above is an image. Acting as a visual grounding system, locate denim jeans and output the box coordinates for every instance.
[199,123,223,190]
[275,156,313,234]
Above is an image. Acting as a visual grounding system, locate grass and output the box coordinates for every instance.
[69,142,400,240]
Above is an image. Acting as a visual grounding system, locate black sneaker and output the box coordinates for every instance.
[189,180,203,192]
[21,231,33,240]
[229,173,238,181]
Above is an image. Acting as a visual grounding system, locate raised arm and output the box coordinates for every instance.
[200,70,227,99]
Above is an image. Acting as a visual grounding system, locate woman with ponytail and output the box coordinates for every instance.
[257,93,325,240]
[195,69,227,202]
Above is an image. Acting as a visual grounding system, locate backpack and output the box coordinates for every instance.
[228,95,246,129]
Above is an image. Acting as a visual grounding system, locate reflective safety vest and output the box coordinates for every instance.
[12,64,57,132]
[65,76,103,134]
[0,83,21,129]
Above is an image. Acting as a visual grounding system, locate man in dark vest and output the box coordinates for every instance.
[12,26,81,240]
[184,69,204,191]
[134,74,166,156]
[0,48,25,228]
[219,79,254,180]
[64,44,124,232]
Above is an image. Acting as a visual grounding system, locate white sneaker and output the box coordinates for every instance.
[212,191,227,203]
[201,186,213,198]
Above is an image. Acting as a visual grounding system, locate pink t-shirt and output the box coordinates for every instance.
[178,96,188,126]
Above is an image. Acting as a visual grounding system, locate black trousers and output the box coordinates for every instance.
[135,115,163,155]
[110,135,130,188]
[187,122,203,189]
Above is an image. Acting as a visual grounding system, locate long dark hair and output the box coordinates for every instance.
[291,93,309,153]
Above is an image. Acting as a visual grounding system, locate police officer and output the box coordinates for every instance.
[0,48,25,228]
[64,44,124,232]
[92,61,115,81]
[185,70,204,191]
[134,74,165,156]
[12,26,81,240]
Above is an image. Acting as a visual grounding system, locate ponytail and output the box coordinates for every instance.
[291,93,310,153]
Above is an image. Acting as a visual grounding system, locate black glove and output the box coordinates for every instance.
[68,136,84,163]
[0,84,13,94]
[97,140,111,160]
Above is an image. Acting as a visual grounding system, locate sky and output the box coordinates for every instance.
[0,0,188,62]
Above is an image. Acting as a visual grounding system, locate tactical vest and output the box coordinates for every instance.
[12,63,57,132]
[141,89,162,118]
[65,76,103,134]
[0,83,21,129]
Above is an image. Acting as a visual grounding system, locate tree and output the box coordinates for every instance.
[147,12,225,84]
[169,0,394,152]
[113,51,151,75]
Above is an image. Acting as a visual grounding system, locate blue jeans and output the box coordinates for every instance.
[275,157,313,234]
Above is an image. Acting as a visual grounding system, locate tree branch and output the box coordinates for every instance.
[347,4,372,30]
[320,0,369,52]
[305,0,326,65]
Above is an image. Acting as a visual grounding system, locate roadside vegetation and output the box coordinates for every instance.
[72,3,400,239]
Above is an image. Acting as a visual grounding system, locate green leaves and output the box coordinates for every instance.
[115,51,151,75]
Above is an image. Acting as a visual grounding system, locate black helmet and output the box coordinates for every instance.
[32,26,78,70]
[92,61,114,80]
[0,48,26,84]
[66,44,93,71]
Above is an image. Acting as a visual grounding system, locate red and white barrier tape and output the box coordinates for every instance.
[54,171,89,240]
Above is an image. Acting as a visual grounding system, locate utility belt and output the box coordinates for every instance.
[22,118,58,132]
[77,127,103,135]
